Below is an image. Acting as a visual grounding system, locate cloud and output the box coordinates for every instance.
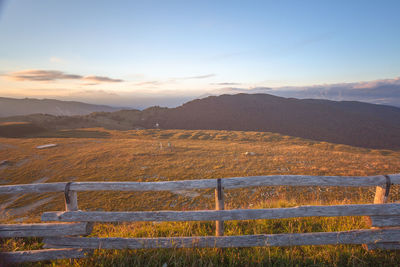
[210,82,241,86]
[351,77,400,89]
[133,80,164,86]
[83,76,123,83]
[275,77,400,98]
[215,77,400,107]
[177,74,216,80]
[81,83,99,86]
[4,69,124,84]
[6,70,82,81]
[130,74,216,88]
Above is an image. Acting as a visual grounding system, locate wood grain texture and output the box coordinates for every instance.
[215,179,224,237]
[43,228,400,249]
[2,174,400,194]
[0,249,89,263]
[370,216,400,227]
[364,242,400,250]
[41,203,400,222]
[65,190,78,211]
[0,183,67,194]
[374,185,389,204]
[364,182,395,250]
[0,222,91,238]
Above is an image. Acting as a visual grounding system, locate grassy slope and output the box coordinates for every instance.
[1,128,400,266]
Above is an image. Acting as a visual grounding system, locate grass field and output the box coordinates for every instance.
[1,128,400,266]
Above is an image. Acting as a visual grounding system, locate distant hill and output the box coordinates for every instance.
[153,94,400,149]
[0,97,120,117]
[1,94,400,150]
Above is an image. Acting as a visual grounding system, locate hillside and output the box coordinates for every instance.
[2,94,399,150]
[157,94,400,149]
[1,128,400,266]
[0,97,121,117]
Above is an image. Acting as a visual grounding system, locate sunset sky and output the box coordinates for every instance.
[0,0,399,108]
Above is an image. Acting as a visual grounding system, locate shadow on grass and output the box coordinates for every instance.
[29,130,111,139]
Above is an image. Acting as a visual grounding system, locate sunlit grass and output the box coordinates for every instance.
[1,128,400,266]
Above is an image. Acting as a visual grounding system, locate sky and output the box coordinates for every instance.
[0,0,399,108]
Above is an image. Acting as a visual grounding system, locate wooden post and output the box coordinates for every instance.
[368,177,391,226]
[374,184,390,204]
[64,182,80,264]
[215,178,224,236]
[64,182,78,212]
[364,175,392,250]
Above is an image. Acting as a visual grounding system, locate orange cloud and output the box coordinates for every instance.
[3,69,124,83]
[6,70,81,81]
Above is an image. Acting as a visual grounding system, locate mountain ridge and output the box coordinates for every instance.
[0,97,121,117]
[1,93,399,150]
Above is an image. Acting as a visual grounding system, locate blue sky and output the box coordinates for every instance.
[0,0,399,107]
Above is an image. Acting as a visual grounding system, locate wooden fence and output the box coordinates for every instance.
[1,174,400,263]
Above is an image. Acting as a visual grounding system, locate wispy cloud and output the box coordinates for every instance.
[131,74,216,88]
[215,77,400,107]
[351,77,400,89]
[3,69,124,83]
[179,74,215,80]
[210,82,241,86]
[6,70,82,81]
[83,76,123,83]
[133,80,165,86]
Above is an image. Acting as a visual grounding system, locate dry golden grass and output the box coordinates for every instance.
[1,128,400,266]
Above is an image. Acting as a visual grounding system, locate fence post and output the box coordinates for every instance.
[64,182,78,211]
[373,178,391,205]
[215,178,224,236]
[364,175,392,250]
[366,176,391,226]
[64,182,80,264]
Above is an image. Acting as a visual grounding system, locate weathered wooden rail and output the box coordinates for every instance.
[2,175,400,194]
[1,174,400,263]
[40,203,400,222]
